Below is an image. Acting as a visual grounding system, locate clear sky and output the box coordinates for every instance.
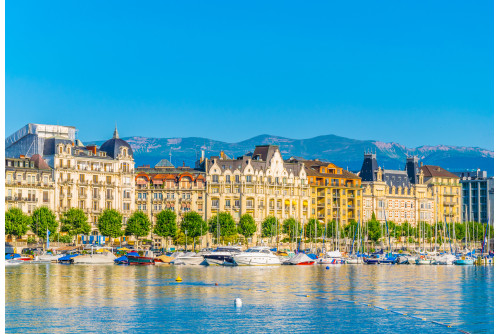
[6,1,493,150]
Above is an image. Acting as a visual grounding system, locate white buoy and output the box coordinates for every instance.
[234,298,242,307]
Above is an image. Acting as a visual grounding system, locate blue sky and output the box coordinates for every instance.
[6,1,493,149]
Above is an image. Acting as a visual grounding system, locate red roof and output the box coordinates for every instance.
[421,165,459,178]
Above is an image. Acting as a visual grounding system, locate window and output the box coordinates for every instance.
[212,175,219,183]
[246,175,252,182]
[106,176,111,184]
[226,199,231,207]
[123,203,130,211]
[212,199,219,207]
[226,175,231,183]
[235,200,240,207]
[79,174,85,182]
[93,175,98,183]
[43,191,49,203]
[235,175,240,183]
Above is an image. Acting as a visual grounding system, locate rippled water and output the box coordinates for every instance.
[5,264,494,333]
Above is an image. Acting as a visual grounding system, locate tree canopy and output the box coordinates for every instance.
[125,211,151,239]
[238,214,257,238]
[208,212,236,237]
[31,207,58,239]
[282,218,299,240]
[5,208,31,237]
[304,218,324,239]
[154,210,177,239]
[60,208,91,236]
[181,211,208,239]
[97,209,123,238]
[367,214,381,242]
[261,216,279,238]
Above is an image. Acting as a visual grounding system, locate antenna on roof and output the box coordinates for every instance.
[169,149,172,164]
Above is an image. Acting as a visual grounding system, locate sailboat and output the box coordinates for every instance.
[345,219,362,264]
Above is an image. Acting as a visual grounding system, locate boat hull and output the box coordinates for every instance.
[233,256,281,266]
[127,256,155,265]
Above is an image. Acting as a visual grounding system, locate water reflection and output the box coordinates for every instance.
[6,264,493,333]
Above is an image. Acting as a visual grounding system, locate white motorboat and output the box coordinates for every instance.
[5,259,23,266]
[36,253,64,263]
[317,250,343,265]
[203,246,242,266]
[173,251,210,265]
[233,247,281,266]
[345,256,363,264]
[433,253,456,265]
[415,255,432,265]
[73,251,116,264]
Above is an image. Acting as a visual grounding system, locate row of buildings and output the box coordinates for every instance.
[5,123,494,243]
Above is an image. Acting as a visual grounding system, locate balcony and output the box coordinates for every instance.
[92,195,101,200]
[79,194,87,199]
[5,196,13,201]
[59,193,65,198]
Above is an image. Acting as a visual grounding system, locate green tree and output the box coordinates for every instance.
[60,208,91,238]
[282,218,299,242]
[97,209,124,242]
[304,219,324,240]
[5,208,31,238]
[343,220,358,239]
[367,213,381,242]
[238,214,257,241]
[31,207,58,239]
[154,210,177,240]
[261,216,278,238]
[209,212,237,239]
[326,219,340,238]
[181,211,208,249]
[125,211,151,246]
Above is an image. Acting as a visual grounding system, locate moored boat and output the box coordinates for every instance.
[203,246,241,266]
[127,251,155,265]
[283,252,315,265]
[233,247,281,266]
[454,256,474,265]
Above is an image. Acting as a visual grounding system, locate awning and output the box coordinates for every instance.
[303,201,308,206]
[285,200,290,205]
[136,179,147,185]
[152,179,163,185]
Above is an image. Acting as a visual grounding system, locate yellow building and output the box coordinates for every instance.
[302,159,362,225]
[421,165,462,223]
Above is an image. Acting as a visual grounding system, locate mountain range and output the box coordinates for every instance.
[88,134,494,174]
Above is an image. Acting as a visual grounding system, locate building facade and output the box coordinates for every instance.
[421,165,462,223]
[5,155,55,215]
[300,159,362,225]
[359,154,436,225]
[5,124,136,235]
[135,160,206,223]
[453,170,493,224]
[203,145,311,236]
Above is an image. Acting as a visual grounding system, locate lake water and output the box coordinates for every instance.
[5,264,494,333]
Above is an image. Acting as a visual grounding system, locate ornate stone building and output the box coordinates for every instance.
[5,124,136,235]
[360,153,436,225]
[300,159,362,225]
[5,155,55,215]
[135,160,206,222]
[202,145,311,236]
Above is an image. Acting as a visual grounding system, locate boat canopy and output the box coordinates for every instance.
[114,255,128,263]
[126,252,140,257]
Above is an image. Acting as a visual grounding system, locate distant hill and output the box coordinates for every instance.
[87,134,494,174]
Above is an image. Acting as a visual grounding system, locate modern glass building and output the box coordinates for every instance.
[454,170,494,224]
